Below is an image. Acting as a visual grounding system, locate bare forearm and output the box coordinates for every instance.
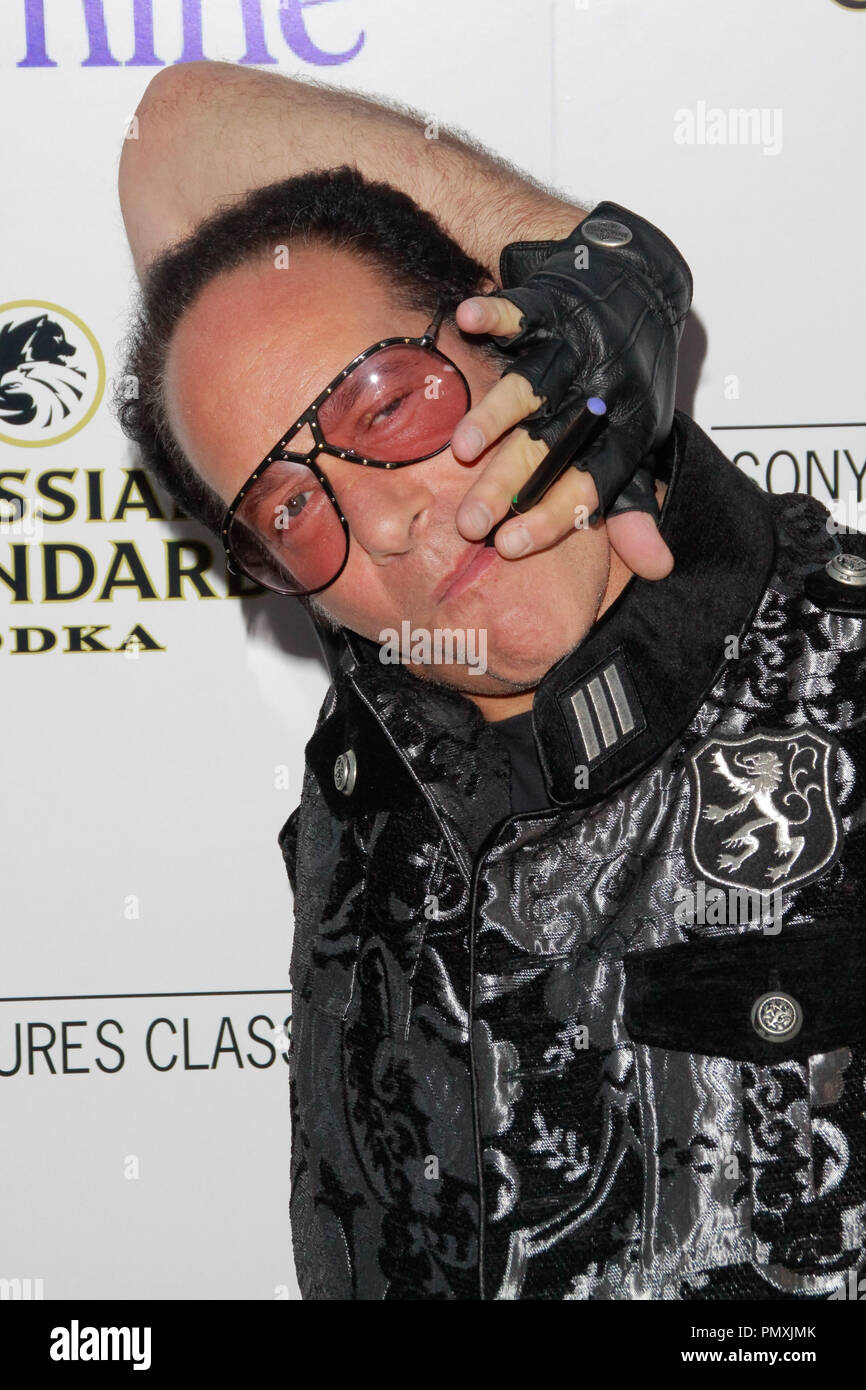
[119,60,586,278]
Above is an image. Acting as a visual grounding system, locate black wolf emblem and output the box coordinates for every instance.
[0,313,85,428]
[687,726,841,892]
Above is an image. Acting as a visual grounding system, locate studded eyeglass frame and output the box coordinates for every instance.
[221,302,470,597]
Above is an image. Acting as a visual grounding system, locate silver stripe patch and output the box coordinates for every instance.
[603,662,635,735]
[588,676,618,747]
[570,688,600,762]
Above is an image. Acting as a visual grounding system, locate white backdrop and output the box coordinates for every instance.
[1,0,864,1301]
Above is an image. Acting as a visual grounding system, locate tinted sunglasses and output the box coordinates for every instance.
[222,303,471,597]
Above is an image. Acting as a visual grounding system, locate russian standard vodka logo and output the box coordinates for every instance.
[0,301,104,447]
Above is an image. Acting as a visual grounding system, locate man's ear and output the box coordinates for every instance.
[478,273,498,295]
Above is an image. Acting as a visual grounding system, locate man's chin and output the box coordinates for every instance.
[398,629,583,697]
[331,546,608,694]
[362,600,596,696]
[406,661,542,698]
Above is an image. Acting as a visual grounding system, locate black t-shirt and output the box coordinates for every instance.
[492,709,555,815]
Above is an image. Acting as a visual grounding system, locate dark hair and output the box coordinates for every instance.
[113,165,506,538]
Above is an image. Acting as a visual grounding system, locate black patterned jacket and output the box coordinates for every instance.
[279,411,866,1300]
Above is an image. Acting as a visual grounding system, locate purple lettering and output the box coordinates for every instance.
[238,0,278,64]
[18,0,364,70]
[127,0,164,66]
[81,0,121,67]
[276,0,365,66]
[18,0,57,67]
[178,0,207,63]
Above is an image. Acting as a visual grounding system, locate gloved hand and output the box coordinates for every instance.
[486,202,692,524]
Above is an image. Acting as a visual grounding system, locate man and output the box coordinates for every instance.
[117,64,866,1300]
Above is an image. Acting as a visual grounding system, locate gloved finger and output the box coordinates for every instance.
[606,509,674,581]
[605,467,660,522]
[477,449,673,578]
[485,284,561,348]
[451,370,544,462]
[573,431,646,520]
[455,295,524,338]
[498,338,579,421]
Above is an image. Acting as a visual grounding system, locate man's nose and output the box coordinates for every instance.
[330,457,437,560]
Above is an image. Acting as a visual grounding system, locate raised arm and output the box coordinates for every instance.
[118,60,585,279]
[117,61,678,582]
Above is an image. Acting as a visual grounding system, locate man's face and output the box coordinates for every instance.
[164,245,619,700]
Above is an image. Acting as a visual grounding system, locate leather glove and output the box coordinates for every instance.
[486,201,692,523]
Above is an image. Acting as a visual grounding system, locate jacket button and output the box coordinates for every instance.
[804,551,866,613]
[581,217,632,248]
[826,553,866,586]
[333,749,357,795]
[750,990,803,1043]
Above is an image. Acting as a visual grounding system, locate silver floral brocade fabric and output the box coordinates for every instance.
[280,415,866,1300]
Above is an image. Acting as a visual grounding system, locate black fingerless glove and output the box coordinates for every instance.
[487,202,693,522]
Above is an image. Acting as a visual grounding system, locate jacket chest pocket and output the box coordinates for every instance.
[622,919,866,1282]
[622,919,866,1063]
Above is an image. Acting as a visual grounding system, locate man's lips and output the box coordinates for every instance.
[433,543,499,604]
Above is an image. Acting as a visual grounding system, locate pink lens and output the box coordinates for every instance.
[317,344,468,462]
[229,459,346,595]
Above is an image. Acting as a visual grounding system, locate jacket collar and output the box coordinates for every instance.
[310,411,778,817]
